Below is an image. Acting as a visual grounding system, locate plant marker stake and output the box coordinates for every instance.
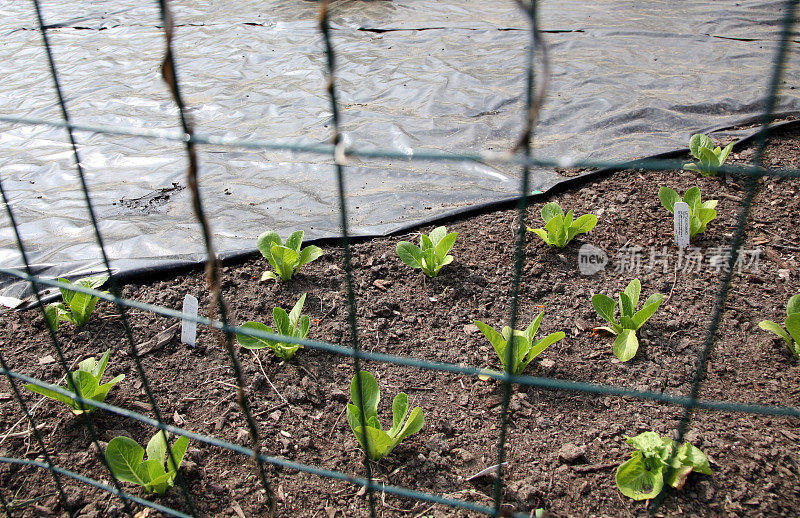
[674,202,690,248]
[180,294,198,347]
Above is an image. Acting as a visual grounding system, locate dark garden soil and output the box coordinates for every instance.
[1,124,800,518]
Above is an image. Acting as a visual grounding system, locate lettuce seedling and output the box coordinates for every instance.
[258,230,323,281]
[44,275,108,331]
[758,294,800,359]
[658,186,718,239]
[236,293,309,360]
[396,226,457,278]
[105,431,189,496]
[616,431,711,501]
[474,311,565,375]
[24,349,124,415]
[683,133,734,177]
[346,371,424,461]
[527,202,597,248]
[592,279,663,362]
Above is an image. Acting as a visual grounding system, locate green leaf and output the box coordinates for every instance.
[616,453,664,501]
[288,293,307,327]
[166,435,189,474]
[689,134,712,159]
[106,437,147,486]
[786,294,800,316]
[563,210,574,230]
[270,245,300,281]
[674,441,712,475]
[388,392,409,438]
[698,147,720,174]
[683,163,700,173]
[785,313,800,348]
[632,294,663,330]
[474,320,510,371]
[78,275,108,291]
[261,271,277,281]
[24,381,82,410]
[613,329,639,362]
[273,307,290,336]
[138,459,168,490]
[702,199,718,210]
[44,304,60,332]
[285,230,304,252]
[66,291,97,327]
[357,425,392,461]
[619,292,634,319]
[297,315,310,340]
[525,311,545,344]
[93,349,111,379]
[350,371,379,424]
[541,202,563,222]
[146,432,168,465]
[420,233,434,251]
[236,322,274,350]
[624,279,641,310]
[683,186,702,214]
[434,232,458,262]
[389,406,425,453]
[759,320,792,346]
[658,186,680,214]
[592,294,620,333]
[66,370,101,414]
[298,245,323,267]
[346,403,363,433]
[718,142,734,165]
[570,213,598,234]
[396,242,423,269]
[256,232,281,262]
[626,431,669,456]
[95,374,125,403]
[528,228,551,246]
[428,226,446,247]
[544,215,566,248]
[522,332,565,372]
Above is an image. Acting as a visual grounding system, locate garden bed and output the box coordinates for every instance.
[1,124,799,517]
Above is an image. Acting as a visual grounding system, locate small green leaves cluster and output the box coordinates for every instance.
[396,226,457,277]
[592,279,663,362]
[45,275,108,331]
[683,133,734,177]
[346,371,424,461]
[258,230,322,281]
[658,186,718,239]
[758,294,800,359]
[24,350,124,415]
[527,202,597,248]
[616,431,711,501]
[105,431,189,495]
[474,311,565,375]
[236,293,310,361]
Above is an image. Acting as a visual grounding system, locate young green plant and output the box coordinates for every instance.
[24,349,124,415]
[44,275,108,331]
[527,202,597,248]
[396,226,457,277]
[658,186,718,239]
[236,293,309,360]
[758,294,800,359]
[346,371,424,461]
[683,133,734,177]
[258,230,323,281]
[592,279,663,362]
[616,431,711,501]
[105,431,189,496]
[474,311,565,375]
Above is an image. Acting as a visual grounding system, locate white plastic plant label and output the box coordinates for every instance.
[674,201,691,248]
[180,294,198,347]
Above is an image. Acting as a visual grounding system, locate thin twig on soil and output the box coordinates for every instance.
[329,405,347,439]
[251,350,289,406]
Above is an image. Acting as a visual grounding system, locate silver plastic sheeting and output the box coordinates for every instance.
[1,0,799,300]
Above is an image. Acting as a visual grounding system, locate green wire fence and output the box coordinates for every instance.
[1,0,799,516]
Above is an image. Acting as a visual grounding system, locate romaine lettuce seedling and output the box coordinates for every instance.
[396,226,457,277]
[592,279,663,362]
[658,186,718,239]
[758,294,800,359]
[346,371,424,461]
[683,133,734,177]
[527,202,597,248]
[616,431,711,501]
[258,230,323,281]
[24,349,124,415]
[474,311,565,375]
[105,431,189,496]
[44,275,108,331]
[236,293,309,360]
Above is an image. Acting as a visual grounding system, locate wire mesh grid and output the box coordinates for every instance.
[1,0,799,516]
